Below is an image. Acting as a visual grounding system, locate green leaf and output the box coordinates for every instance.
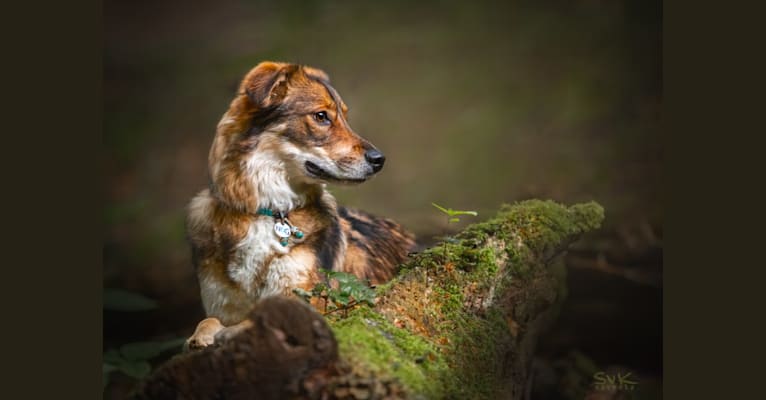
[120,338,186,361]
[311,282,328,296]
[449,217,460,223]
[449,210,478,217]
[357,295,375,306]
[117,360,152,379]
[326,287,340,301]
[103,289,158,311]
[103,349,125,364]
[432,202,478,218]
[319,268,336,278]
[431,202,450,215]
[334,291,351,306]
[319,268,377,309]
[103,363,117,389]
[349,285,376,305]
[331,271,358,284]
[292,288,312,302]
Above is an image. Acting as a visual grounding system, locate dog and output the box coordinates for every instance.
[184,61,415,349]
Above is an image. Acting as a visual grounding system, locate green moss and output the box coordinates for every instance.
[433,284,463,314]
[372,275,401,298]
[331,307,448,397]
[329,200,604,398]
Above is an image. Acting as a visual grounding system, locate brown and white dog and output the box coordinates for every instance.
[184,62,415,349]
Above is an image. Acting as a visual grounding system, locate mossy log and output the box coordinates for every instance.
[329,200,604,399]
[139,200,604,400]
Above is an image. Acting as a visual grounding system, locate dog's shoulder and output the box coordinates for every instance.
[186,189,252,265]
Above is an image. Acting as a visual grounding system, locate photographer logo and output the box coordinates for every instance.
[593,371,638,391]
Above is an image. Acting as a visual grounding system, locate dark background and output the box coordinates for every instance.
[104,0,662,398]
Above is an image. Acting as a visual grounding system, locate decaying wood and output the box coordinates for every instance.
[136,200,604,400]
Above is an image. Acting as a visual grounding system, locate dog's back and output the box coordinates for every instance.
[337,206,414,283]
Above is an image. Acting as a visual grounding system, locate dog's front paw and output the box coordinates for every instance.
[213,319,254,345]
[184,317,225,352]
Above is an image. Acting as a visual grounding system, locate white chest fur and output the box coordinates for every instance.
[227,218,309,298]
[195,208,314,324]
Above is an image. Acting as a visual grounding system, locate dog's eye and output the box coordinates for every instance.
[313,111,331,126]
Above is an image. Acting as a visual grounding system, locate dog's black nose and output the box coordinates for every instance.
[365,149,386,172]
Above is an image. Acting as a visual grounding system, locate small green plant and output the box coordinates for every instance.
[431,202,478,259]
[103,288,185,392]
[103,337,187,390]
[293,269,376,317]
[431,203,478,224]
[103,288,158,311]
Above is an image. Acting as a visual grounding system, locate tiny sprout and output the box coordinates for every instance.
[431,202,478,261]
[431,202,478,224]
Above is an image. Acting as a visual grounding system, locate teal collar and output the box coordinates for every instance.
[256,207,277,217]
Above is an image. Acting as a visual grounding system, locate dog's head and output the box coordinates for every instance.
[208,62,385,211]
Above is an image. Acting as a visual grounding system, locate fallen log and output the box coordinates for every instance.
[136,200,604,399]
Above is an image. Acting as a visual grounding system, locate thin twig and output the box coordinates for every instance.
[322,300,359,316]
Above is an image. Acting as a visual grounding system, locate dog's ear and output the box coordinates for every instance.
[240,61,300,108]
[302,66,330,83]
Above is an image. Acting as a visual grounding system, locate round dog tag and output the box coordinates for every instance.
[274,222,292,238]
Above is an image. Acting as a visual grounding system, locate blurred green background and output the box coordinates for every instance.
[104,0,661,398]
